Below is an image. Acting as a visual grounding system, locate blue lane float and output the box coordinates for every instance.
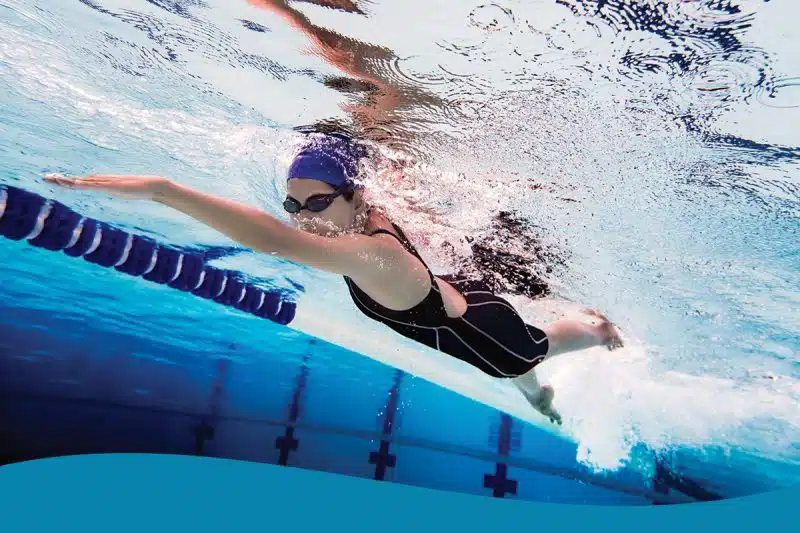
[0,184,296,325]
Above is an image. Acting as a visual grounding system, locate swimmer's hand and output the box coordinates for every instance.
[44,173,171,201]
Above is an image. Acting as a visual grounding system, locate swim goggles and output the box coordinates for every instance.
[283,185,349,214]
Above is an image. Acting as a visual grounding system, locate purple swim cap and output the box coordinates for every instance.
[287,134,365,190]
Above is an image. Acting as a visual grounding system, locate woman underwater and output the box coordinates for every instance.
[44,132,623,425]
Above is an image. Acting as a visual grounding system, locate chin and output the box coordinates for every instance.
[298,217,348,236]
[308,225,340,237]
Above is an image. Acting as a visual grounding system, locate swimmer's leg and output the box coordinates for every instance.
[540,310,623,357]
[514,311,622,425]
[512,370,561,425]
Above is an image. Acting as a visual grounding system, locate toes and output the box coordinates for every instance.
[607,339,624,350]
[605,337,623,350]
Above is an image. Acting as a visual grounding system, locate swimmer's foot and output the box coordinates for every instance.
[523,385,562,426]
[583,309,624,351]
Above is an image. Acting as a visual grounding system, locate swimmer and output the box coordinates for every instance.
[43,132,623,425]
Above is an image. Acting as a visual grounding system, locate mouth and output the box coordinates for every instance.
[297,216,343,236]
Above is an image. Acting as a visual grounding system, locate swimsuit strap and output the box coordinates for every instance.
[344,221,447,325]
[368,228,402,239]
[367,224,438,286]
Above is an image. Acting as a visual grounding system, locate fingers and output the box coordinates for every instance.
[44,174,120,189]
[44,174,79,188]
[45,176,97,189]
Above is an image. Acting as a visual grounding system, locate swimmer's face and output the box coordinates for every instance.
[286,178,362,237]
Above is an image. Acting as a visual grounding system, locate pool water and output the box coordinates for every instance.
[0,0,798,501]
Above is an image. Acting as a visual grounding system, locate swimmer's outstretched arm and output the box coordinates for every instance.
[42,174,417,281]
[153,178,373,274]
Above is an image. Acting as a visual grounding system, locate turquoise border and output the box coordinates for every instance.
[0,454,796,532]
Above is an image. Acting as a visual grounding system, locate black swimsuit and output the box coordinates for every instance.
[343,223,549,378]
